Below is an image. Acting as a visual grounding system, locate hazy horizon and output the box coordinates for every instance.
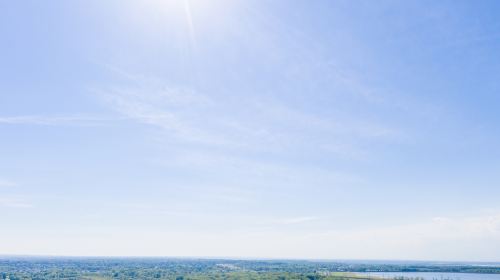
[2,0,500,261]
[3,254,500,265]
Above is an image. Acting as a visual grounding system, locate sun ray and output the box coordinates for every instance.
[183,0,197,52]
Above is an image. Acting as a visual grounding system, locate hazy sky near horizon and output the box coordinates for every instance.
[2,0,500,261]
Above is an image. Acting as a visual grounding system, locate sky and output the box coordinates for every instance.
[1,0,500,261]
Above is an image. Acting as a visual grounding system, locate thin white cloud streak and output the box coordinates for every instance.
[122,201,319,225]
[94,86,228,146]
[0,115,126,126]
[0,197,34,208]
[278,216,320,225]
[93,67,401,160]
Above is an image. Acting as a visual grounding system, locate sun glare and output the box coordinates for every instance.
[123,0,236,47]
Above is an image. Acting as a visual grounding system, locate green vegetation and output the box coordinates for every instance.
[1,258,499,280]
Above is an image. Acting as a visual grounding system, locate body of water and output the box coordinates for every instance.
[360,272,500,280]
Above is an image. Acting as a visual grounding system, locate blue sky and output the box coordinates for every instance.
[1,0,500,261]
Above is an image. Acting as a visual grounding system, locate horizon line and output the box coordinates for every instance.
[1,254,499,265]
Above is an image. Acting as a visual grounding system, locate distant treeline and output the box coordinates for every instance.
[0,257,499,280]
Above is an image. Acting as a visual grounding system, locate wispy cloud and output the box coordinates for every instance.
[94,85,226,146]
[278,216,320,225]
[0,115,124,126]
[291,212,500,260]
[0,197,34,208]
[93,66,401,160]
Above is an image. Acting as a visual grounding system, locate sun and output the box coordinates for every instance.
[125,0,234,41]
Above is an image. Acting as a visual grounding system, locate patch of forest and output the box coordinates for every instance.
[0,257,499,280]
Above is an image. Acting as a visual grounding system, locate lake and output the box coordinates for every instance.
[359,272,500,280]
